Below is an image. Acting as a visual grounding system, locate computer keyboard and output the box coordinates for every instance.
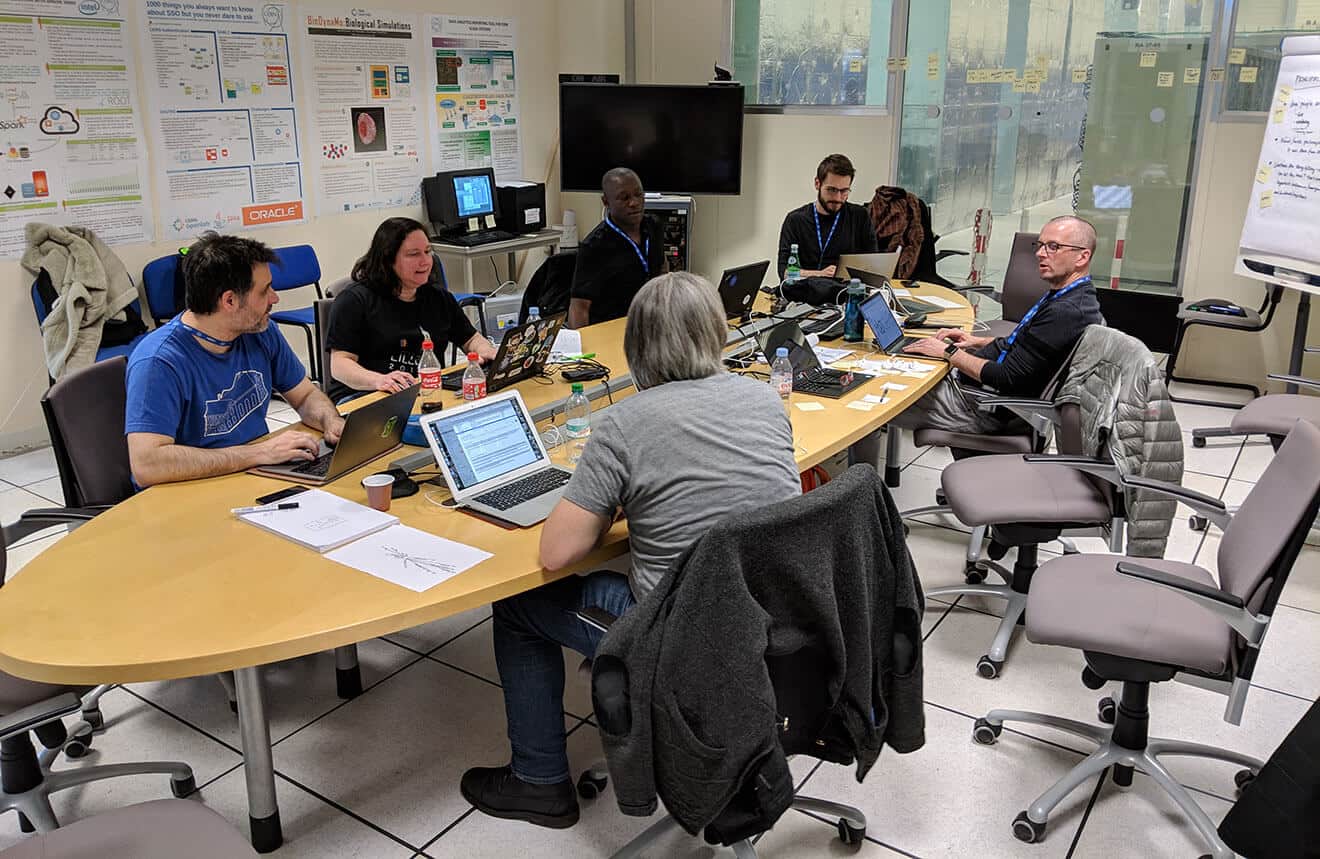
[290,452,333,476]
[443,230,517,247]
[474,468,570,511]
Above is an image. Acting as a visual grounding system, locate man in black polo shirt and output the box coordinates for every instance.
[890,215,1105,434]
[776,153,878,280]
[567,168,666,328]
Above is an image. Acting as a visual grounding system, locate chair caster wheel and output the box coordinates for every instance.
[976,655,1001,679]
[1189,515,1208,532]
[972,717,1002,745]
[577,771,607,799]
[1233,769,1257,792]
[1012,811,1046,844]
[836,818,866,844]
[964,563,986,585]
[1080,666,1106,690]
[82,708,104,731]
[1097,696,1116,725]
[171,774,196,798]
[1192,436,1207,448]
[64,726,93,758]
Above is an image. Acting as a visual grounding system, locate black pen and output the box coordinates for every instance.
[231,502,301,515]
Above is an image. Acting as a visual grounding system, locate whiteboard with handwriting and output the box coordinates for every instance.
[1238,35,1320,286]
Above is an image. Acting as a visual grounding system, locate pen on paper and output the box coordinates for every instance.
[230,502,301,515]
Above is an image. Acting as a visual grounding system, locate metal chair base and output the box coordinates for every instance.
[927,562,1025,677]
[0,760,195,833]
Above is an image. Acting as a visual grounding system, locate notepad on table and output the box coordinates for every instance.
[236,488,398,553]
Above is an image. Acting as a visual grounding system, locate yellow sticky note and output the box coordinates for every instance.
[927,53,940,79]
[1280,84,1293,98]
[1209,67,1226,82]
[795,402,826,413]
[1184,67,1201,84]
[849,58,864,73]
[1157,71,1175,87]
[886,56,909,72]
[1260,190,1273,209]
[1027,81,1041,94]
[1240,66,1258,83]
[1228,47,1246,64]
[1256,164,1271,183]
[1274,108,1287,123]
[846,401,876,412]
[899,56,910,70]
[1140,51,1158,68]
[1012,80,1027,93]
[1071,67,1088,83]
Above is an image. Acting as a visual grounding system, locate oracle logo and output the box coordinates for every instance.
[241,201,303,225]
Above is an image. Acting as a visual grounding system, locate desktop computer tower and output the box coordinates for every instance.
[644,195,692,272]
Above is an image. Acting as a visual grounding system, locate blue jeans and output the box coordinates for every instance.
[492,571,636,784]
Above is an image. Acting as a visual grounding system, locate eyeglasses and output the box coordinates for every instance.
[820,185,851,197]
[1032,240,1088,255]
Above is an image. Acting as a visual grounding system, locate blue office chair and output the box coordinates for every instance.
[431,251,489,354]
[140,252,186,326]
[268,245,325,381]
[29,273,148,385]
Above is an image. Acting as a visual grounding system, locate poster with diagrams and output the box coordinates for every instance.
[0,0,152,257]
[299,7,423,215]
[142,0,305,237]
[425,15,521,182]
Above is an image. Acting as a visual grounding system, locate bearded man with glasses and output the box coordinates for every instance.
[776,153,879,280]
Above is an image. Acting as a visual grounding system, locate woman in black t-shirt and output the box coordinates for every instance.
[325,217,497,402]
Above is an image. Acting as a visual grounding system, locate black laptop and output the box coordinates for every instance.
[759,321,871,399]
[441,313,565,392]
[716,260,771,322]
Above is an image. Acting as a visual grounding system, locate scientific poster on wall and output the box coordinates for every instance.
[299,7,423,215]
[142,0,305,238]
[0,0,153,258]
[425,14,522,182]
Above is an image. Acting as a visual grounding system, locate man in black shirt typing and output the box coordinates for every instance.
[567,168,666,328]
[776,153,878,280]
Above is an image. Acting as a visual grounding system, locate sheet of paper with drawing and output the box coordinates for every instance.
[325,525,493,592]
[237,489,398,553]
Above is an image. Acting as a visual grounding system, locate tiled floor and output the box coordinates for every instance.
[0,398,1315,857]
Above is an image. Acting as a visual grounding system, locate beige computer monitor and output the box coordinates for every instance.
[837,250,901,282]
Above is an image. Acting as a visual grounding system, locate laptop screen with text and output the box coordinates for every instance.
[426,398,543,491]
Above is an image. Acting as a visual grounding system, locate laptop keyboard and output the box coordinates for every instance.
[474,468,570,511]
[289,452,333,476]
[446,230,517,247]
[793,367,868,399]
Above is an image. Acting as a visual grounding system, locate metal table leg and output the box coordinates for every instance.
[463,256,475,295]
[885,428,902,487]
[235,666,282,853]
[1287,292,1311,395]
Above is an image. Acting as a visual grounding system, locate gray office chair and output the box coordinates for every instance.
[982,231,1049,339]
[1190,365,1320,450]
[0,798,255,858]
[1166,284,1285,407]
[971,419,1320,858]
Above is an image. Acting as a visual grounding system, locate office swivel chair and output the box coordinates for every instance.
[1166,284,1285,407]
[982,232,1050,339]
[140,253,186,327]
[267,245,325,382]
[28,272,148,386]
[519,250,577,324]
[1190,365,1320,450]
[971,419,1320,858]
[0,798,257,858]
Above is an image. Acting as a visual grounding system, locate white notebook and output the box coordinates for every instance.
[237,489,398,553]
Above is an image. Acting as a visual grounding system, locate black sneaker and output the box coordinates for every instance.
[460,765,580,829]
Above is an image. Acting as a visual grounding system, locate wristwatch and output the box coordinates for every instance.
[944,341,959,358]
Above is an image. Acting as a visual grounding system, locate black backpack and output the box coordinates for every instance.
[520,250,578,323]
[35,268,148,348]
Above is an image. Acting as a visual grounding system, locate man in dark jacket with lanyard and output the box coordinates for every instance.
[884,215,1104,435]
[567,167,667,328]
[776,153,878,280]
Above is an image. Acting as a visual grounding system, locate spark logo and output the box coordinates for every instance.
[241,201,303,225]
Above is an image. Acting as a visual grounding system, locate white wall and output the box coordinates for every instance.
[0,0,566,453]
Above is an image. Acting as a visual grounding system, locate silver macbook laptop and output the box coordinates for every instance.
[419,390,572,527]
[251,385,419,485]
[859,290,945,359]
[837,251,901,282]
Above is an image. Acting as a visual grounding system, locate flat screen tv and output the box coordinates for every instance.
[559,83,744,195]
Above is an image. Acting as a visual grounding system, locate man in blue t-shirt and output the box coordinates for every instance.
[126,232,345,487]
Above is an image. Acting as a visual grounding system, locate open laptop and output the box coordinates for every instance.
[251,385,419,485]
[716,260,770,322]
[839,249,941,315]
[860,290,945,360]
[441,313,565,392]
[759,321,871,399]
[420,390,572,527]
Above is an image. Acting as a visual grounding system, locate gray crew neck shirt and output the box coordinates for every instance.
[562,372,801,598]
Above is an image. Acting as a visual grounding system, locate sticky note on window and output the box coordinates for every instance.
[1157,72,1175,87]
[1013,80,1027,93]
[795,402,826,412]
[1279,84,1293,99]
[1209,67,1226,82]
[1239,66,1258,84]
[847,401,876,412]
[1228,47,1247,64]
[1260,190,1273,209]
[1184,67,1201,84]
[1274,108,1287,123]
[1140,51,1158,68]
[1256,164,1271,183]
[927,53,940,79]
[1071,67,1088,83]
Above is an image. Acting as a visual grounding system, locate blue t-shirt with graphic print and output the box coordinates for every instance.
[125,317,306,449]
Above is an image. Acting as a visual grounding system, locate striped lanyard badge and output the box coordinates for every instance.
[996,275,1091,364]
[813,206,841,258]
[604,216,650,274]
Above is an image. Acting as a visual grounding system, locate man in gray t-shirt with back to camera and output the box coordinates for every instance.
[460,272,801,829]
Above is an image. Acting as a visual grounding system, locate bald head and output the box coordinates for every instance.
[1035,215,1097,287]
[1045,215,1097,252]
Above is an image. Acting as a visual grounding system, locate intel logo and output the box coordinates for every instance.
[78,0,99,14]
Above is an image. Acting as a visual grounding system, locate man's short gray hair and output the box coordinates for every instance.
[1045,215,1097,252]
[624,272,727,390]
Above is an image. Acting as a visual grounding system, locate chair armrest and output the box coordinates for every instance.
[456,294,487,307]
[1120,476,1232,530]
[1115,561,1266,644]
[4,507,106,547]
[574,607,619,634]
[1022,454,1122,485]
[1305,345,1319,354]
[0,692,81,743]
[934,249,970,260]
[1267,373,1320,391]
[976,396,1060,436]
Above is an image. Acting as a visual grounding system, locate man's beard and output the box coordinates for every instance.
[817,192,843,213]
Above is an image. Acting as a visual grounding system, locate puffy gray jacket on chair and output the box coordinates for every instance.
[1055,324,1184,557]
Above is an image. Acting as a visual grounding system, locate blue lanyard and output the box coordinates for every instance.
[178,316,235,348]
[813,206,841,258]
[604,215,650,274]
[996,276,1091,364]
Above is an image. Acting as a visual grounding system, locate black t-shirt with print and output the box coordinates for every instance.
[324,281,476,401]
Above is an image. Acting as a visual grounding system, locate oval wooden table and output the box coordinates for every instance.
[0,285,972,851]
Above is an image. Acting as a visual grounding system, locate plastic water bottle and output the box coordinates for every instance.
[770,346,793,414]
[418,338,443,407]
[565,382,590,463]
[527,306,541,323]
[462,352,487,401]
[843,278,865,342]
[785,243,801,283]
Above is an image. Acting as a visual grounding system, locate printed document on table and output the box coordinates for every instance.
[238,489,397,552]
[549,328,582,360]
[326,524,492,592]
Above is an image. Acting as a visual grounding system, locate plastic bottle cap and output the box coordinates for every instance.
[571,382,584,393]
[776,347,789,358]
[467,352,478,361]
[422,339,434,350]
